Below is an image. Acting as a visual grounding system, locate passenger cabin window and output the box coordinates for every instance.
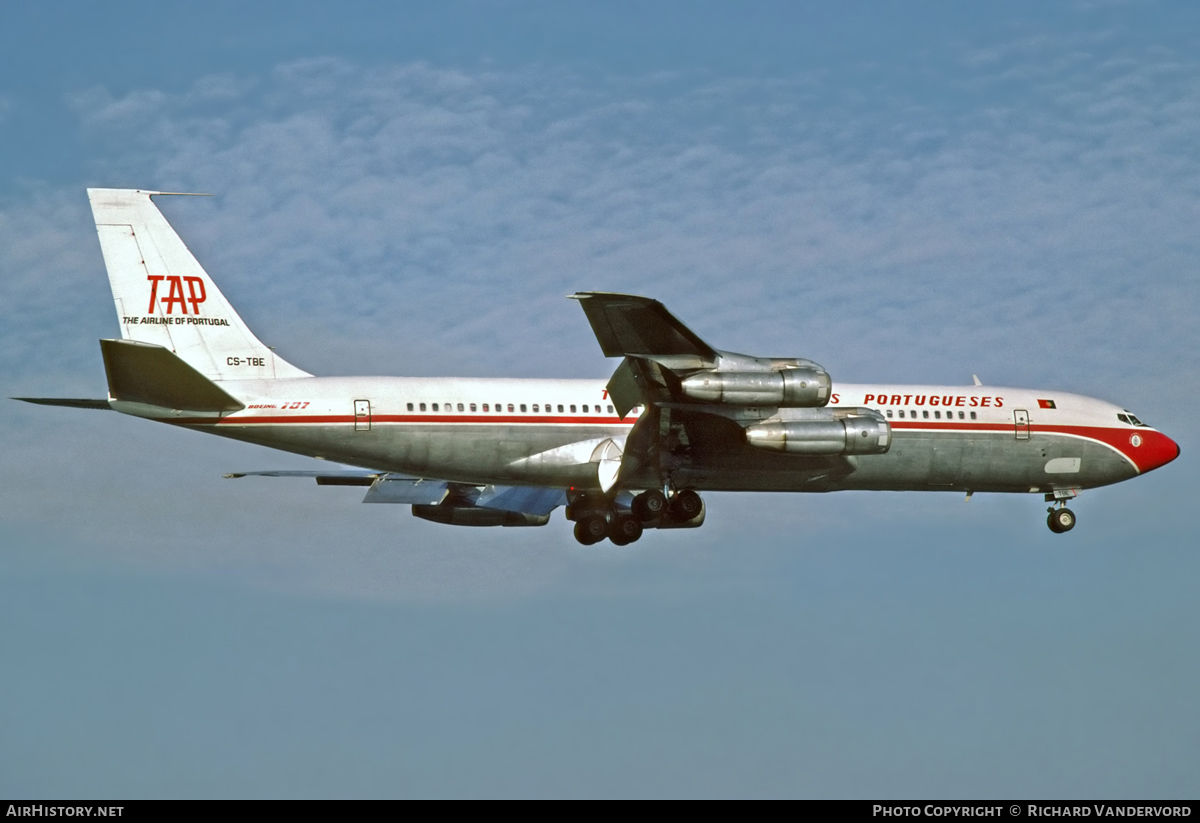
[557,404,564,412]
[419,402,427,411]
[934,411,941,419]
[958,411,964,420]
[607,405,613,413]
[469,403,476,412]
[532,404,539,412]
[482,403,489,412]
[570,405,576,413]
[457,403,464,412]
[970,411,977,420]
[432,403,439,412]
[886,409,893,418]
[508,404,515,412]
[407,402,414,411]
[898,410,904,418]
[923,410,929,419]
[520,404,527,412]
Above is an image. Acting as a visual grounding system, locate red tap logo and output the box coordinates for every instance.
[148,275,206,314]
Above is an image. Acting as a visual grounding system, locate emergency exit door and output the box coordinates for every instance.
[1014,409,1030,440]
[354,399,372,431]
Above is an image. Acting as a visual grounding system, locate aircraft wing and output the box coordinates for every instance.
[366,478,566,515]
[225,468,394,486]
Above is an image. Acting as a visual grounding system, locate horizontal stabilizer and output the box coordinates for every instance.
[571,292,717,368]
[12,398,111,410]
[101,338,244,412]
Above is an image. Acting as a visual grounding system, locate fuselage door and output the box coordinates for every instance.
[1014,409,1030,441]
[354,399,372,432]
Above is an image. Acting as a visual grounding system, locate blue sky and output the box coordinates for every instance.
[1,1,1198,798]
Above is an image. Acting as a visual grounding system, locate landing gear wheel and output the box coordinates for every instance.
[574,516,609,545]
[1047,507,1076,534]
[670,489,703,520]
[633,490,668,522]
[608,515,644,546]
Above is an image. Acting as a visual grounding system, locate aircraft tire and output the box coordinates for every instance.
[575,516,609,545]
[670,489,703,520]
[1048,507,1076,533]
[608,515,643,546]
[633,490,668,522]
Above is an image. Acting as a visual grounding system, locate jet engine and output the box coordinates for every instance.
[744,408,890,455]
[412,505,550,527]
[680,366,831,407]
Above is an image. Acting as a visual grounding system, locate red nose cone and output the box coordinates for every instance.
[1129,430,1180,474]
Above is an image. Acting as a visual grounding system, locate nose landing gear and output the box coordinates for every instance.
[1044,489,1079,534]
[1046,506,1076,533]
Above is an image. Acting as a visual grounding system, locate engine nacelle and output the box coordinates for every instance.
[744,408,891,455]
[680,367,831,407]
[412,505,550,527]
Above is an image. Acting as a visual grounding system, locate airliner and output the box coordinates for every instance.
[15,189,1180,545]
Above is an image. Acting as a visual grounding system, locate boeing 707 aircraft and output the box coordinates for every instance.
[15,189,1180,545]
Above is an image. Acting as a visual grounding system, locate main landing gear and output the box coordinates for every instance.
[569,488,705,545]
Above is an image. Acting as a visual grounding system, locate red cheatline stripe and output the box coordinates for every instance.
[175,414,633,426]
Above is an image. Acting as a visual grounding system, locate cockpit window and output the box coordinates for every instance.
[1119,411,1147,427]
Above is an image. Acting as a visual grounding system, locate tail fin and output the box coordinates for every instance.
[87,188,309,381]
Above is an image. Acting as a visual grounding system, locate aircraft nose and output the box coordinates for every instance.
[1133,429,1180,474]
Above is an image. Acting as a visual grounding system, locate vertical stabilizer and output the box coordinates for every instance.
[87,188,309,381]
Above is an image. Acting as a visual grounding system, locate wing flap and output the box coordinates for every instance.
[362,477,450,505]
[476,485,567,517]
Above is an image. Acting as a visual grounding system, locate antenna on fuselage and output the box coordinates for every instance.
[972,374,983,386]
